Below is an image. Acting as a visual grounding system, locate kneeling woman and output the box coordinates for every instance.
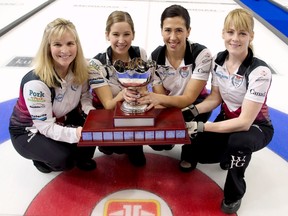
[9,18,96,173]
[181,8,274,214]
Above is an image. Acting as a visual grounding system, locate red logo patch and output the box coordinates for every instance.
[104,199,160,216]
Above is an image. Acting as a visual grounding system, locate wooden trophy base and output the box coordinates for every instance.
[79,106,190,147]
[113,102,155,127]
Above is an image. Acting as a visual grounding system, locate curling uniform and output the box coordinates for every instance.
[9,70,95,171]
[151,41,211,103]
[181,48,274,202]
[148,41,213,151]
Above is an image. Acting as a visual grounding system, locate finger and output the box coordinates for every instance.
[145,103,154,111]
[140,91,149,97]
[136,96,147,103]
[126,92,139,99]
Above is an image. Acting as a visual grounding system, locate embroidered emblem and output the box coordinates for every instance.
[179,66,189,78]
[232,74,244,88]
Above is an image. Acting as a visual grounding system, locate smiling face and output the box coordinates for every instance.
[50,31,77,74]
[222,8,254,58]
[106,21,134,58]
[161,16,190,55]
[222,23,253,57]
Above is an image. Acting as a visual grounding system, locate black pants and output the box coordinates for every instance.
[181,117,274,201]
[10,107,95,171]
[10,133,95,171]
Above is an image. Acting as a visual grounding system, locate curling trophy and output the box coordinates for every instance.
[112,58,158,127]
[113,57,157,114]
[79,58,190,147]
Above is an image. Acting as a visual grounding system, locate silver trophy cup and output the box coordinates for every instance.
[113,58,157,114]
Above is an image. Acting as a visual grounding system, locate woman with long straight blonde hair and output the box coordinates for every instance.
[9,18,96,173]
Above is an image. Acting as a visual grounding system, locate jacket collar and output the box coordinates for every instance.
[156,40,194,65]
[106,46,139,65]
[214,48,254,76]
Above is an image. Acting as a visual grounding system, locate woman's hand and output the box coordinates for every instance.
[123,88,141,103]
[137,91,161,111]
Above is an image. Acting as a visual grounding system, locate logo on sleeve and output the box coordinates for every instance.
[28,90,45,102]
[250,89,266,97]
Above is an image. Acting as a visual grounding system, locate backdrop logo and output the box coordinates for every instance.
[104,199,160,216]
